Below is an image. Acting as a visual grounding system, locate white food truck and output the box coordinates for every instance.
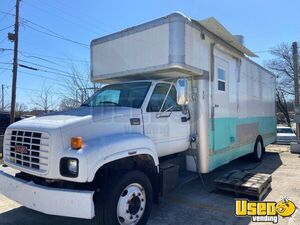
[0,12,276,225]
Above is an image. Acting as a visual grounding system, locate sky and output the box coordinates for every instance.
[0,0,299,110]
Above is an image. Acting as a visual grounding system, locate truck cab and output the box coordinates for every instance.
[0,79,191,225]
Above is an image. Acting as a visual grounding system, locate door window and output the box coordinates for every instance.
[147,83,181,112]
[217,68,226,91]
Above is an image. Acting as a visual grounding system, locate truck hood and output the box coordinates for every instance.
[8,106,142,132]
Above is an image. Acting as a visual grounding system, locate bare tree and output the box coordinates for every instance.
[266,42,298,125]
[276,91,291,126]
[0,101,10,112]
[0,85,10,112]
[59,98,79,111]
[15,102,27,117]
[59,63,100,111]
[31,86,56,113]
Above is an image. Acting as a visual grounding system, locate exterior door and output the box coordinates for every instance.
[213,56,237,151]
[143,83,190,157]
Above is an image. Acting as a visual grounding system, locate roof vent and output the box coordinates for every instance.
[234,35,244,45]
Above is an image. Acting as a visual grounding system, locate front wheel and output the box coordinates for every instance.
[250,137,264,162]
[93,170,153,225]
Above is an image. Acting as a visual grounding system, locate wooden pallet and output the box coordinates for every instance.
[214,170,272,200]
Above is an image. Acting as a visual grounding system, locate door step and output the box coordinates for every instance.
[159,161,199,196]
[178,171,199,187]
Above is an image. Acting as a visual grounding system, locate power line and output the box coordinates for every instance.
[18,52,65,67]
[0,10,15,17]
[0,65,11,74]
[0,36,8,45]
[253,50,270,54]
[0,48,89,63]
[0,66,68,87]
[19,59,67,73]
[17,59,90,81]
[9,84,65,95]
[253,45,300,54]
[19,70,67,84]
[0,10,90,49]
[53,0,117,32]
[25,0,110,35]
[25,52,89,63]
[0,62,12,65]
[0,52,13,57]
[1,51,89,82]
[0,7,15,23]
[0,25,14,32]
[0,61,90,82]
[22,20,89,48]
[0,66,12,71]
[18,59,53,70]
[18,63,37,71]
[30,67,90,81]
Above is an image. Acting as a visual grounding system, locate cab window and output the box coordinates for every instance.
[147,83,181,112]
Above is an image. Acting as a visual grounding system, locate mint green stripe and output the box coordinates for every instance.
[209,143,254,171]
[208,116,276,171]
[209,116,276,150]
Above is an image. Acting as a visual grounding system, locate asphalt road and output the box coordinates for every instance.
[0,144,300,225]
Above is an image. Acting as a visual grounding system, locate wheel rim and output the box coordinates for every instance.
[117,183,146,225]
[257,141,262,159]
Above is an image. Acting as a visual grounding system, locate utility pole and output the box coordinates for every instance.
[10,0,20,124]
[1,84,4,111]
[293,42,299,138]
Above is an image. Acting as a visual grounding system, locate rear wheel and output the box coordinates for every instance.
[92,170,153,225]
[250,137,264,162]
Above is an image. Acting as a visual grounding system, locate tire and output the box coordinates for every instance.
[250,137,264,162]
[92,170,153,225]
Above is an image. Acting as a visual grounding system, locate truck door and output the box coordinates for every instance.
[143,83,190,157]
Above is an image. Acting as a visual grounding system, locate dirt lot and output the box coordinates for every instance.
[0,144,299,225]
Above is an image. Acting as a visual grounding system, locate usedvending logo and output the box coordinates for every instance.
[235,198,296,223]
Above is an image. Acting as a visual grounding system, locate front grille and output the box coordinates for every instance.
[4,129,50,173]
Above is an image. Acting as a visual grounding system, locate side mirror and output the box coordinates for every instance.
[176,78,188,105]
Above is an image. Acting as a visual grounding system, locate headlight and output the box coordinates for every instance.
[60,158,79,177]
[68,159,78,174]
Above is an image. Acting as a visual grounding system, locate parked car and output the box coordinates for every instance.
[276,126,297,145]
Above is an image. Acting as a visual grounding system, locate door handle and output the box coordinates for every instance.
[181,117,189,122]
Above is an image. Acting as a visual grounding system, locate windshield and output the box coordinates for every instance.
[277,128,294,134]
[82,82,151,108]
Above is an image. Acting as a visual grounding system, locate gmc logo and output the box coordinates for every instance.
[15,145,28,154]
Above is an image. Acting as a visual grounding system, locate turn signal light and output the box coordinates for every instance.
[71,137,83,150]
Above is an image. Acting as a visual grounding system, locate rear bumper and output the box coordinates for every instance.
[0,170,95,219]
[276,140,296,145]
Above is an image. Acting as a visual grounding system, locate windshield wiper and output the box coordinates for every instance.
[98,101,119,105]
